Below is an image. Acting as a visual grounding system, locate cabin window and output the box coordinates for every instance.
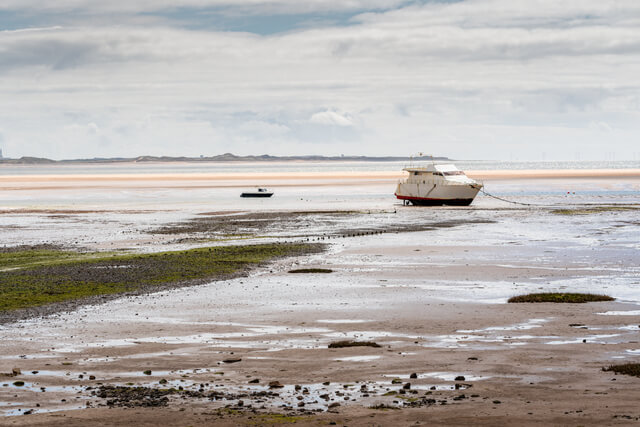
[443,171,465,176]
[413,172,419,176]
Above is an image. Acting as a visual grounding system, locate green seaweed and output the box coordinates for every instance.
[508,293,614,303]
[0,243,318,312]
[551,206,637,215]
[370,404,399,410]
[247,413,309,424]
[0,248,119,272]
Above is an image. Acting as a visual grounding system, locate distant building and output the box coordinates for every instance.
[0,148,3,159]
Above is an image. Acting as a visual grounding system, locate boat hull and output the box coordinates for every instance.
[240,193,273,198]
[395,182,480,206]
[395,195,474,206]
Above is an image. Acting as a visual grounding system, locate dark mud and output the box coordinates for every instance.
[152,211,355,236]
[151,210,495,241]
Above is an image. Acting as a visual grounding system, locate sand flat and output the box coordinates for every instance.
[1,170,639,425]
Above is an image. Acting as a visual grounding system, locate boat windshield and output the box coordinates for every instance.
[442,171,465,176]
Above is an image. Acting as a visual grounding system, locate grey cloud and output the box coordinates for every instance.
[0,39,98,70]
[0,29,165,71]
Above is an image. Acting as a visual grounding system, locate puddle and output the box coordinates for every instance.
[384,372,489,382]
[334,356,381,362]
[545,334,622,345]
[316,319,372,324]
[421,334,488,349]
[373,381,469,391]
[322,331,418,340]
[573,324,640,331]
[1,381,85,393]
[458,318,549,333]
[598,310,640,316]
[53,326,333,353]
[3,404,87,417]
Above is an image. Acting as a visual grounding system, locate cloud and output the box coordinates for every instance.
[309,111,354,127]
[0,0,639,159]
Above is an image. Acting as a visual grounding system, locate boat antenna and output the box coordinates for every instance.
[419,152,435,165]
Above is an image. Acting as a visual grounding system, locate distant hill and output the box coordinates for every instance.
[0,153,451,165]
[0,156,57,165]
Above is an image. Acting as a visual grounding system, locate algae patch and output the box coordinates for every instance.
[328,341,381,349]
[0,243,319,313]
[247,413,309,424]
[0,246,118,272]
[508,293,614,303]
[603,363,640,378]
[551,206,638,215]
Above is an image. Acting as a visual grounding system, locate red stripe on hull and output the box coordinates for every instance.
[395,194,474,206]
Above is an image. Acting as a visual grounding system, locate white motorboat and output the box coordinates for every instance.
[395,162,482,206]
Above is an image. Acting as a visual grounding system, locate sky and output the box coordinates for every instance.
[0,0,639,161]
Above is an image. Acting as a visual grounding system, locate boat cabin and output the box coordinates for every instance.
[404,164,466,176]
[401,163,475,185]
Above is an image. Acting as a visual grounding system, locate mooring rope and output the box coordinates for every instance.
[471,184,540,207]
[471,184,635,209]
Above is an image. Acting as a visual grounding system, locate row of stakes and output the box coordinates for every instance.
[304,230,388,241]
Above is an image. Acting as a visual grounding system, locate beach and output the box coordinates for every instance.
[1,163,639,425]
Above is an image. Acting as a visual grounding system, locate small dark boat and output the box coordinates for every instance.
[240,188,273,198]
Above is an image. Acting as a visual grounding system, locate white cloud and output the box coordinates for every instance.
[309,111,354,127]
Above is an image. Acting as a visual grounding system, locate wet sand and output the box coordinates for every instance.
[1,172,640,425]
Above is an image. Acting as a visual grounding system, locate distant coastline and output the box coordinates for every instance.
[0,153,449,165]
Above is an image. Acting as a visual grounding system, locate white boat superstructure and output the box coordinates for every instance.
[395,163,482,206]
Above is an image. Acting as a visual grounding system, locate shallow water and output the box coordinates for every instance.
[1,160,638,176]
